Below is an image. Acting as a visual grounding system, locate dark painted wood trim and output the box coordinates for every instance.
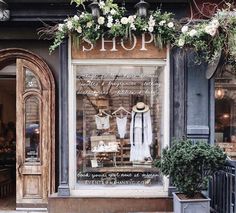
[209,78,215,145]
[170,47,187,140]
[58,39,70,196]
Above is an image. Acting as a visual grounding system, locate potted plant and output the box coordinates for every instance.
[156,139,227,213]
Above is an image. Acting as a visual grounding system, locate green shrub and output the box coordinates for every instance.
[156,139,227,198]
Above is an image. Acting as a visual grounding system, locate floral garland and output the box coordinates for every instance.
[49,0,176,52]
[47,0,236,67]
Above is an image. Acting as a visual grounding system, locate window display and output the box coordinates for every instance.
[75,65,164,186]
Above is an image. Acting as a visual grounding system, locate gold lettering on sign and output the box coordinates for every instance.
[120,34,137,51]
[141,33,154,51]
[100,36,118,52]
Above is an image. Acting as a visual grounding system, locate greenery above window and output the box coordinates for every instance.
[44,1,236,67]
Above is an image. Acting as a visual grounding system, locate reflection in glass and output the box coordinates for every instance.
[215,67,236,159]
[25,69,40,89]
[75,65,164,186]
[25,97,40,162]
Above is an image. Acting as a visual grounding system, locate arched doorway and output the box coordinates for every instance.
[0,48,55,210]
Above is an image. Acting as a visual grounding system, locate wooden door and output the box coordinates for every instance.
[16,58,53,208]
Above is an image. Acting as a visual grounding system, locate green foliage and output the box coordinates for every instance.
[156,139,227,198]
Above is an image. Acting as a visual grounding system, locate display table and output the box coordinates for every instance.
[92,149,119,167]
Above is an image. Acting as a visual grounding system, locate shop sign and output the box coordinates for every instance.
[72,33,167,59]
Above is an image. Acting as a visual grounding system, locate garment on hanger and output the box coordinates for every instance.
[116,116,127,139]
[129,110,152,162]
[95,115,110,130]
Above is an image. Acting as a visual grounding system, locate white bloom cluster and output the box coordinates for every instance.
[181,25,188,33]
[167,22,174,28]
[98,16,105,25]
[159,20,166,26]
[107,15,113,28]
[99,1,105,9]
[73,15,79,21]
[76,26,82,33]
[178,38,185,47]
[110,9,116,15]
[58,24,64,32]
[127,15,136,31]
[205,19,220,37]
[188,29,197,37]
[87,21,93,28]
[121,17,128,25]
[67,20,73,30]
[148,15,155,32]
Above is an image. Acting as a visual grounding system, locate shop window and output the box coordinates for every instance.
[215,67,236,159]
[75,64,165,186]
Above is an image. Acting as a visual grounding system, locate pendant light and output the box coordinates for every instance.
[135,0,149,18]
[89,0,100,19]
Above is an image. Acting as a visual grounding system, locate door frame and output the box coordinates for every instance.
[0,48,55,195]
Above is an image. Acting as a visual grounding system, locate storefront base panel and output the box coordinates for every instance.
[48,194,173,213]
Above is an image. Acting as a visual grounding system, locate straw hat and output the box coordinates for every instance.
[132,102,149,113]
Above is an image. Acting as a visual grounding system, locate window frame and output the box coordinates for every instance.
[68,52,170,198]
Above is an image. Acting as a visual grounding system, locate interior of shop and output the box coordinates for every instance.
[0,64,16,210]
[215,65,236,159]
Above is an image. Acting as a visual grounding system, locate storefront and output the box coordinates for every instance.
[0,0,232,212]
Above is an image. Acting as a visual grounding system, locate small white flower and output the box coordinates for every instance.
[189,29,198,37]
[205,25,217,37]
[167,22,174,28]
[99,1,105,9]
[159,20,166,26]
[181,25,188,33]
[130,23,136,31]
[148,26,154,33]
[76,26,82,33]
[103,6,110,15]
[108,16,113,23]
[128,15,135,24]
[80,12,85,18]
[58,23,64,32]
[87,21,93,28]
[115,19,120,24]
[110,9,117,15]
[67,20,73,30]
[73,15,79,21]
[178,38,185,47]
[107,22,113,28]
[210,19,220,28]
[121,17,128,25]
[98,16,105,25]
[95,25,100,30]
[148,20,156,27]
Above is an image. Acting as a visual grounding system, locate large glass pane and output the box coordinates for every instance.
[215,67,236,159]
[75,65,164,186]
[25,97,40,162]
[25,69,40,90]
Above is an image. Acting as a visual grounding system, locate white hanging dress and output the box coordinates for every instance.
[95,115,110,130]
[129,110,152,162]
[116,116,127,139]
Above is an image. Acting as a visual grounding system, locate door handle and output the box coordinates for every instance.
[17,157,23,176]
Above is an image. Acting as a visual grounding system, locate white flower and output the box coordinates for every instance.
[73,15,79,21]
[167,22,174,28]
[128,15,135,24]
[66,20,73,30]
[99,1,105,9]
[178,38,185,47]
[87,21,93,28]
[110,9,117,15]
[121,17,128,25]
[130,23,136,31]
[76,26,82,33]
[108,16,113,23]
[148,26,154,33]
[210,19,220,28]
[115,19,120,24]
[58,24,64,32]
[205,25,217,37]
[181,25,188,33]
[98,16,105,25]
[148,15,155,27]
[107,22,113,28]
[80,12,85,18]
[103,6,110,15]
[159,20,166,26]
[189,29,198,37]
